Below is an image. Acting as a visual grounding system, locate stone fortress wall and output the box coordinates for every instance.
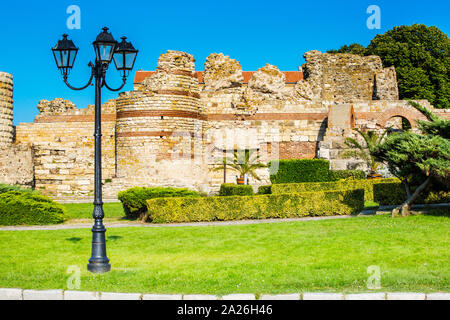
[1,51,449,199]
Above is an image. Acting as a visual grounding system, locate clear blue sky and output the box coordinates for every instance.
[0,0,448,125]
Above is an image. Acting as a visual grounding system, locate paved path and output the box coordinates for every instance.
[0,288,448,300]
[0,215,357,231]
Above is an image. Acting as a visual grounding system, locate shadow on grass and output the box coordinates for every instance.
[66,237,82,243]
[107,235,122,242]
[421,208,450,217]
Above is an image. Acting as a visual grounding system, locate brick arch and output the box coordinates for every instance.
[377,106,427,129]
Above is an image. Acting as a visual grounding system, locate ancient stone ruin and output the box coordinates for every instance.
[0,50,448,199]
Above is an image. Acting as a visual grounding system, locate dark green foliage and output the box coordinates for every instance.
[408,100,450,139]
[373,131,450,188]
[219,183,254,196]
[328,24,450,109]
[118,187,202,218]
[257,185,272,195]
[373,183,450,205]
[330,170,366,181]
[0,183,35,194]
[269,159,366,183]
[146,189,365,223]
[327,43,369,55]
[269,159,332,183]
[0,191,66,226]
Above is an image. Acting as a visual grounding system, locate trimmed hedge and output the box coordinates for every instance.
[269,159,332,183]
[118,186,202,218]
[330,170,366,181]
[272,178,450,205]
[269,159,365,183]
[373,183,450,205]
[219,184,254,196]
[257,185,272,195]
[0,191,66,226]
[271,178,401,203]
[146,189,365,223]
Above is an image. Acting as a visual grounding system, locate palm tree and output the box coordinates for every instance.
[213,149,267,185]
[344,128,389,177]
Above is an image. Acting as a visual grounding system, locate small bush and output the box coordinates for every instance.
[146,189,365,223]
[269,159,331,184]
[0,191,66,226]
[0,183,35,194]
[330,170,365,181]
[257,185,272,195]
[118,186,202,218]
[219,184,254,196]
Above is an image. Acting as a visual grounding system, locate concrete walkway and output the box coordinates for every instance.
[0,215,355,231]
[0,288,448,300]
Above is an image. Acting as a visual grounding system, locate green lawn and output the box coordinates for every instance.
[0,214,448,294]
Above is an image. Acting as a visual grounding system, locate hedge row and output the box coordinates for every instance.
[372,183,450,205]
[271,178,449,205]
[257,185,272,195]
[269,159,331,183]
[330,170,366,181]
[118,186,203,218]
[0,191,66,226]
[268,159,365,184]
[219,184,254,196]
[271,178,400,203]
[146,189,365,223]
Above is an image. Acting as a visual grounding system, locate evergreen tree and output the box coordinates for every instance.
[372,102,450,217]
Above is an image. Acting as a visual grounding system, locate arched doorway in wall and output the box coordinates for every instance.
[385,116,412,132]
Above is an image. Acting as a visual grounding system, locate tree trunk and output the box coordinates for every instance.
[402,179,412,198]
[392,177,430,217]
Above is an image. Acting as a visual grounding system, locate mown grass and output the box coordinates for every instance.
[0,215,448,294]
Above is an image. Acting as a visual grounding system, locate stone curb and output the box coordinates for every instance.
[1,289,449,300]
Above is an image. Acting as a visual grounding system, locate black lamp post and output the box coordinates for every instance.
[52,27,138,274]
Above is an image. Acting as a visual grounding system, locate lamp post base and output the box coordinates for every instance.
[87,262,111,274]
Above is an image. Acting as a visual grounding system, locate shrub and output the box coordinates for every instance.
[118,186,202,218]
[0,191,66,226]
[146,189,365,223]
[0,183,35,194]
[257,185,272,195]
[269,159,331,184]
[330,170,366,181]
[271,178,400,203]
[373,184,450,205]
[219,183,254,196]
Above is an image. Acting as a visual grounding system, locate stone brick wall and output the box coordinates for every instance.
[1,50,446,198]
[15,102,116,198]
[294,51,398,102]
[0,72,14,148]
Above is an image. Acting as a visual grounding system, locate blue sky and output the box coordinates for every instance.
[0,0,448,125]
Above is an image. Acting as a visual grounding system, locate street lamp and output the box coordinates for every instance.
[52,27,138,274]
